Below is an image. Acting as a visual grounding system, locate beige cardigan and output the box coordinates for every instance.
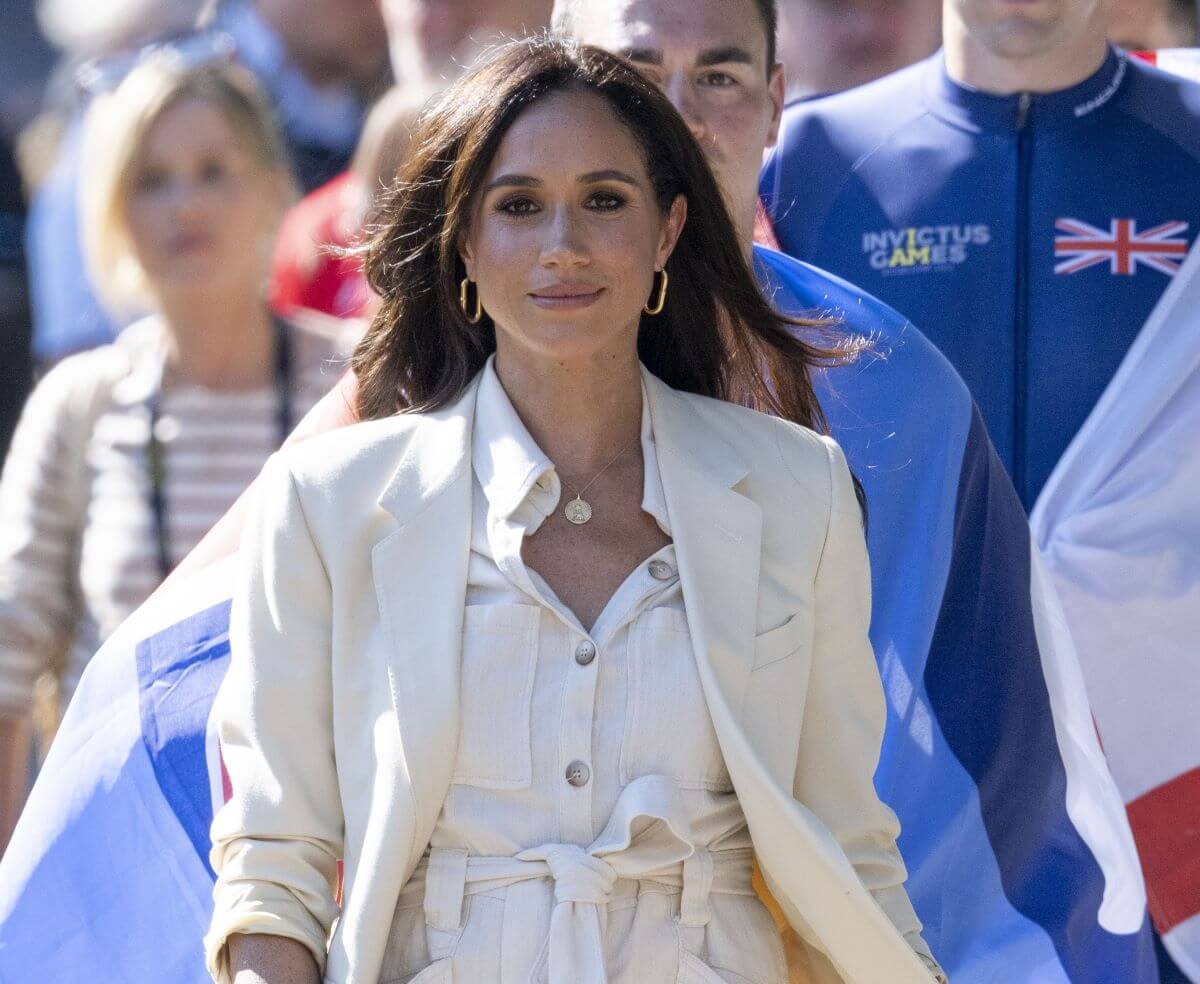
[205,368,943,984]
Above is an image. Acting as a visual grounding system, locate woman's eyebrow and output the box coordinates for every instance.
[578,169,640,187]
[485,173,541,191]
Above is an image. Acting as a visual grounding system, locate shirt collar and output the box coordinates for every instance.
[472,357,671,536]
[923,44,1127,134]
[473,357,559,530]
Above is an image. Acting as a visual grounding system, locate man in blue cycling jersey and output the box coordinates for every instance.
[762,0,1200,511]
[762,6,1198,976]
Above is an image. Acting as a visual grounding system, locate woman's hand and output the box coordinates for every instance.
[228,933,320,984]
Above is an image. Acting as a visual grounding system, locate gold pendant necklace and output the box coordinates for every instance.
[564,496,593,525]
[562,437,638,526]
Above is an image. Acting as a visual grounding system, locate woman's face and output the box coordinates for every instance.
[125,97,283,304]
[459,88,686,368]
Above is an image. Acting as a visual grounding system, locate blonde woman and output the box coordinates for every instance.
[0,56,350,847]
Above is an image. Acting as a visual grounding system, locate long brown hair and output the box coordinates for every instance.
[353,34,856,432]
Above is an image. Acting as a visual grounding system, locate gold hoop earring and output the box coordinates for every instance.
[643,268,668,316]
[459,277,483,324]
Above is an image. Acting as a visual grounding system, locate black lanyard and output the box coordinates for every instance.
[145,317,294,581]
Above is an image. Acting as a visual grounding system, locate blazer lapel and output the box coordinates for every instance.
[644,371,763,720]
[372,380,479,841]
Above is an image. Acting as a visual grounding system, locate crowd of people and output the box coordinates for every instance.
[0,0,1197,982]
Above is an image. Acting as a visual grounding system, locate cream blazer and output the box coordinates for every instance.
[205,369,942,984]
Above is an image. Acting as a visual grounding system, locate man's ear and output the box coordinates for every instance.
[765,62,785,149]
[656,194,688,268]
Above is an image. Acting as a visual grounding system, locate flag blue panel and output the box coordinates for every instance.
[135,600,233,875]
[0,614,215,983]
[925,407,1158,982]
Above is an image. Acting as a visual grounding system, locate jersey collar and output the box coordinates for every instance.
[923,44,1128,134]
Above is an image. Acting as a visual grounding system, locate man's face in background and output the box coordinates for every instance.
[382,0,552,85]
[263,0,389,86]
[777,0,941,97]
[559,0,784,243]
[948,0,1103,61]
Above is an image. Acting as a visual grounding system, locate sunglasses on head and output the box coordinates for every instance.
[75,29,238,96]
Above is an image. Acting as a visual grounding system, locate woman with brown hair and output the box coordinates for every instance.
[205,35,944,984]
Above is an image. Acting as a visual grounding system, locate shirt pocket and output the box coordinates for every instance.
[620,606,732,791]
[451,604,540,789]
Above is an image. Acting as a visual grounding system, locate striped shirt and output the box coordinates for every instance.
[0,316,353,713]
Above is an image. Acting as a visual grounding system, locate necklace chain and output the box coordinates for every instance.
[567,436,639,500]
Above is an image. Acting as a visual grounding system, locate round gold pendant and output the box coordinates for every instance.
[564,496,593,525]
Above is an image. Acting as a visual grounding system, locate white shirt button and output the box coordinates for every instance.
[565,760,591,787]
[648,559,675,581]
[574,640,596,666]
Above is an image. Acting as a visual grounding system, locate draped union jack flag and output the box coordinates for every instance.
[1054,217,1190,276]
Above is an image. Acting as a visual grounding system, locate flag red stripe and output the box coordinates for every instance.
[1053,241,1188,255]
[1127,767,1200,933]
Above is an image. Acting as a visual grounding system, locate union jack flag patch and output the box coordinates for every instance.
[1054,217,1190,276]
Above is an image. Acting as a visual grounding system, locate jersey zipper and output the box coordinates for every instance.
[1013,91,1033,506]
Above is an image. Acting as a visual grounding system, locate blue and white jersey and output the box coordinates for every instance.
[761,46,1200,508]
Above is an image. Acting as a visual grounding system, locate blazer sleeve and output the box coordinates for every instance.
[793,438,947,982]
[204,453,342,983]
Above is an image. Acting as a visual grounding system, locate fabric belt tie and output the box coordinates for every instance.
[419,775,752,984]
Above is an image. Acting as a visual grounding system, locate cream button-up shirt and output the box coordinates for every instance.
[377,360,787,984]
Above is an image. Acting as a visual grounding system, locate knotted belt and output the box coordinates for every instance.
[416,775,754,984]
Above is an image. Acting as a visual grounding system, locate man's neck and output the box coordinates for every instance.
[944,9,1109,95]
